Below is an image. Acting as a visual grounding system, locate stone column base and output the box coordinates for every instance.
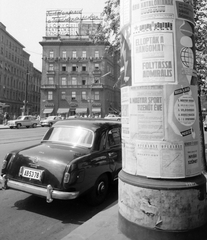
[118,170,207,240]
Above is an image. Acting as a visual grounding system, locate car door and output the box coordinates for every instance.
[105,126,122,180]
[22,116,30,126]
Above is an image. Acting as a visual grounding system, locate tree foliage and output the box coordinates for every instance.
[194,0,207,87]
[93,0,120,54]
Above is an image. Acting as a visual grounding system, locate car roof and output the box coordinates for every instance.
[54,118,121,131]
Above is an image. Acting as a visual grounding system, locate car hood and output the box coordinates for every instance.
[6,142,90,188]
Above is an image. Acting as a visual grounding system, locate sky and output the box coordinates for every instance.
[0,0,106,71]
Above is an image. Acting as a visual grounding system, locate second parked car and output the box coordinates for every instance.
[40,116,62,127]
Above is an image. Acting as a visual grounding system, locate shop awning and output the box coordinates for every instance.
[76,108,88,113]
[43,108,53,114]
[92,108,101,113]
[57,108,69,114]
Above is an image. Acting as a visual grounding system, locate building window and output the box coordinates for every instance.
[82,91,87,100]
[62,51,66,58]
[82,79,86,85]
[95,63,99,70]
[95,51,99,58]
[61,91,66,99]
[72,64,77,71]
[61,77,66,85]
[49,64,54,71]
[72,92,76,100]
[82,64,86,71]
[72,51,77,58]
[72,77,77,85]
[62,64,66,71]
[49,51,54,58]
[82,51,86,58]
[94,91,99,100]
[48,91,53,100]
[48,77,54,85]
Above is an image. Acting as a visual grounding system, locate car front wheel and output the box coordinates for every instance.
[86,174,109,206]
[16,123,21,129]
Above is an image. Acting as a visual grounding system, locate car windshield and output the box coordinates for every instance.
[43,126,94,147]
[47,116,55,120]
[17,116,24,120]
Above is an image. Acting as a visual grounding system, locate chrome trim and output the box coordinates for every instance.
[1,174,7,189]
[4,179,79,202]
[46,184,53,203]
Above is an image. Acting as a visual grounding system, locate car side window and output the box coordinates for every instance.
[106,127,121,148]
[99,132,107,151]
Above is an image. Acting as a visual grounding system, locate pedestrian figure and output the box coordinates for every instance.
[3,112,9,125]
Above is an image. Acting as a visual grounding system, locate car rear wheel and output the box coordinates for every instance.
[86,174,109,206]
[32,123,37,128]
[49,123,53,127]
[10,127,13,129]
[26,126,30,128]
[16,123,21,129]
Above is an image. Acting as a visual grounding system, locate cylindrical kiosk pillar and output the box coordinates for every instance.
[119,1,207,239]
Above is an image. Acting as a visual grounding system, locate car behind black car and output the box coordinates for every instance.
[1,118,122,205]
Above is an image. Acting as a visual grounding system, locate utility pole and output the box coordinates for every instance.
[119,1,207,239]
[23,69,29,115]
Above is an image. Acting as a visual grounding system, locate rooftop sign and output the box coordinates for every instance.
[46,9,102,37]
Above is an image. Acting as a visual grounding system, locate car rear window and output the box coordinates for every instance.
[43,126,94,147]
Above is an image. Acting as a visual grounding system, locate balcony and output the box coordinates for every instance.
[91,83,103,89]
[46,70,56,75]
[92,69,102,76]
[41,84,57,89]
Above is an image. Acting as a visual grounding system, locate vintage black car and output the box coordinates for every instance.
[1,118,122,205]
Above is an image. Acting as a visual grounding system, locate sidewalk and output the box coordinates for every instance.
[61,202,130,240]
[0,124,9,129]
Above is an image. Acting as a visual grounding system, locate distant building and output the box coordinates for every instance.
[39,9,120,118]
[0,22,41,119]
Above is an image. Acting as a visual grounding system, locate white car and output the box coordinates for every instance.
[8,115,40,129]
[104,114,121,121]
[40,116,62,127]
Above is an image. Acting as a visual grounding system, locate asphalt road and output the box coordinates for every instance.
[0,127,118,240]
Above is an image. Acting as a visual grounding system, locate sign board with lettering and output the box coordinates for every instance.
[46,9,102,37]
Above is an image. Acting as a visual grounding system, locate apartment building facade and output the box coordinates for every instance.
[0,22,41,120]
[39,36,121,118]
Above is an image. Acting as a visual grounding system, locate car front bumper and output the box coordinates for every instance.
[1,175,79,203]
[41,122,51,126]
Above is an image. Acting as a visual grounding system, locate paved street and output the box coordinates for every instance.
[0,127,118,240]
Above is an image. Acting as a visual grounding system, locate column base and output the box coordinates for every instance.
[118,211,207,240]
[118,171,207,240]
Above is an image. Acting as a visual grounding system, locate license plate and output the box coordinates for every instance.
[22,167,42,180]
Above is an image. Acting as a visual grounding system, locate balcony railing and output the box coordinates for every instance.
[41,84,57,89]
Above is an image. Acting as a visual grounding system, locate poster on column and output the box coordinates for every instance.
[129,85,164,140]
[120,0,132,87]
[174,1,196,85]
[185,141,201,177]
[133,32,175,84]
[135,141,161,177]
[122,139,137,175]
[166,84,200,142]
[121,87,130,139]
[160,141,185,178]
[131,0,174,23]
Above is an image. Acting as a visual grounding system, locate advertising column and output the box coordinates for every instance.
[119,1,207,239]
